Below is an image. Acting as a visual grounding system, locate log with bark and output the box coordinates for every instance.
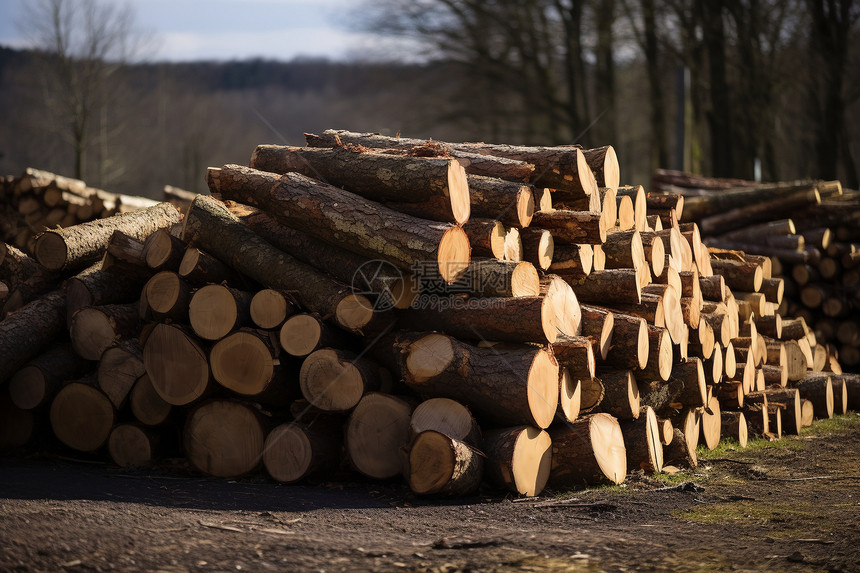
[69,302,140,361]
[345,392,413,479]
[619,405,663,473]
[396,332,559,429]
[142,323,212,406]
[184,399,266,478]
[405,430,484,496]
[8,342,92,410]
[249,144,471,225]
[210,165,471,285]
[299,347,380,412]
[410,397,482,445]
[33,202,180,272]
[263,418,341,484]
[49,374,115,453]
[548,413,627,486]
[482,426,552,497]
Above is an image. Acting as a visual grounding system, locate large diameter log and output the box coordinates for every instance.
[181,195,385,334]
[263,419,341,484]
[345,392,413,479]
[69,303,140,361]
[793,375,834,419]
[0,290,67,382]
[49,376,115,452]
[212,166,471,284]
[98,339,146,409]
[142,323,211,406]
[482,426,552,497]
[227,202,418,309]
[304,130,537,182]
[530,209,606,244]
[619,406,663,473]
[396,295,563,344]
[249,144,471,224]
[8,342,92,410]
[398,332,558,429]
[188,284,253,341]
[405,431,484,496]
[299,348,380,412]
[596,370,641,421]
[548,413,627,486]
[410,397,481,445]
[33,202,180,272]
[184,400,266,478]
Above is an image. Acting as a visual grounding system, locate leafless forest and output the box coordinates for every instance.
[0,0,858,199]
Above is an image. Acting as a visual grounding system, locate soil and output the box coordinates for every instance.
[2,414,860,573]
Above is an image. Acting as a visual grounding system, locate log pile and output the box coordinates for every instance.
[0,168,162,254]
[1,134,857,500]
[652,169,860,371]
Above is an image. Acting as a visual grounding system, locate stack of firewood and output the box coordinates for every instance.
[0,168,164,254]
[1,134,858,499]
[652,169,860,370]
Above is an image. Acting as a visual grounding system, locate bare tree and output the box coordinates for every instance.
[20,0,144,181]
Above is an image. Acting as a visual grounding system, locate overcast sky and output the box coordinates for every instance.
[0,0,392,62]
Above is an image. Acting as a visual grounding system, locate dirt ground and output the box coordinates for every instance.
[2,414,860,573]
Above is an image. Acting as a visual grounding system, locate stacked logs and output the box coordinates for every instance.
[651,169,859,371]
[0,168,162,254]
[1,134,857,498]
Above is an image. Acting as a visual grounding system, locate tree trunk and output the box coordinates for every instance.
[720,411,748,447]
[619,405,663,473]
[410,397,482,446]
[65,262,141,327]
[250,289,298,330]
[519,228,554,271]
[142,323,212,406]
[396,332,558,429]
[181,195,387,335]
[49,375,115,453]
[249,145,471,225]
[602,311,648,370]
[304,130,537,182]
[129,374,172,427]
[211,165,471,284]
[549,243,592,281]
[461,219,506,260]
[597,370,641,421]
[69,303,140,361]
[8,342,91,410]
[552,335,596,383]
[184,400,266,478]
[263,418,341,484]
[530,209,606,244]
[579,304,614,360]
[465,175,534,228]
[482,426,552,497]
[548,413,627,486]
[108,424,165,468]
[792,375,834,419]
[33,202,180,272]
[299,348,380,412]
[97,339,146,409]
[405,431,484,496]
[662,428,698,469]
[345,392,413,479]
[566,269,643,305]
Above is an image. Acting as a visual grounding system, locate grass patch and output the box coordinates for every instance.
[799,412,860,436]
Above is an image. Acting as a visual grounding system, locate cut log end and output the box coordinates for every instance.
[188,284,240,341]
[300,348,374,412]
[511,427,553,496]
[250,289,293,330]
[33,232,68,271]
[559,368,582,423]
[438,226,471,284]
[448,159,471,225]
[184,400,265,478]
[49,382,114,452]
[263,424,315,484]
[334,294,376,332]
[210,331,274,396]
[142,323,210,406]
[407,430,483,496]
[346,392,413,479]
[410,397,480,444]
[511,262,541,297]
[108,424,155,468]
